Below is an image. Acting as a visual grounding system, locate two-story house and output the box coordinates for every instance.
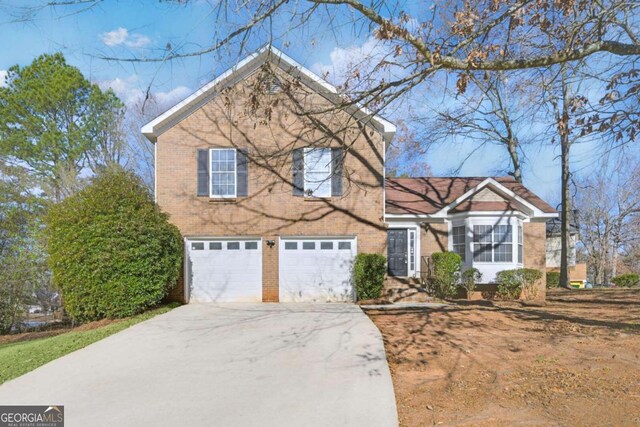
[143,46,557,303]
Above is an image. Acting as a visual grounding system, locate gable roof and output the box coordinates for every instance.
[141,45,396,142]
[385,177,557,218]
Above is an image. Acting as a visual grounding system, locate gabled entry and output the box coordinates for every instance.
[387,229,408,276]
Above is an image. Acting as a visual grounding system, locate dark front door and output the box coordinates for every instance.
[387,229,408,276]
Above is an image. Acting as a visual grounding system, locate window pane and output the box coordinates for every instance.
[409,231,415,271]
[284,242,297,250]
[304,148,332,197]
[210,149,236,197]
[209,242,222,250]
[302,241,315,250]
[452,226,465,245]
[191,242,204,250]
[320,241,333,250]
[494,225,512,243]
[518,245,523,263]
[518,225,523,244]
[227,242,240,250]
[473,244,492,262]
[245,241,258,250]
[494,244,513,262]
[338,241,351,250]
[473,225,492,243]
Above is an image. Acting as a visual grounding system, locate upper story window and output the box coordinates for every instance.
[303,148,332,197]
[473,224,513,263]
[452,226,466,262]
[210,148,236,198]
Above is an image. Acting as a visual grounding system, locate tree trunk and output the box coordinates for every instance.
[559,69,572,289]
[506,138,523,183]
[560,139,572,289]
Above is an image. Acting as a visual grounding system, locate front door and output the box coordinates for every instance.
[387,229,408,276]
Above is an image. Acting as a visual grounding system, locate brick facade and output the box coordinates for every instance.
[155,69,386,302]
[523,221,547,299]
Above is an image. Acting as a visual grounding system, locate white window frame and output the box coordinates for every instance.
[303,148,332,198]
[209,148,237,198]
[518,223,524,264]
[472,224,513,264]
[451,225,466,262]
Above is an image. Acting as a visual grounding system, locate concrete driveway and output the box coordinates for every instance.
[0,304,398,427]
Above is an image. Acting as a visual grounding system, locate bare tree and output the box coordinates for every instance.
[574,154,640,284]
[412,71,543,182]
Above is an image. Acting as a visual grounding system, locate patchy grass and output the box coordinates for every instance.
[0,303,180,385]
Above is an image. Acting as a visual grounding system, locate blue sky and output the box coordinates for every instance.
[1,1,634,206]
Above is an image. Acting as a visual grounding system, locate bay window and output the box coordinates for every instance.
[452,225,466,261]
[518,224,523,263]
[473,224,513,263]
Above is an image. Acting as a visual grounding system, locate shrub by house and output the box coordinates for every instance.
[430,252,462,299]
[497,268,543,300]
[611,273,639,288]
[45,167,182,321]
[353,253,386,300]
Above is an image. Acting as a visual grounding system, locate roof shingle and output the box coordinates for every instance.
[385,177,556,215]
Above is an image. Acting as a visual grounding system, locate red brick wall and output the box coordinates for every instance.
[156,69,386,302]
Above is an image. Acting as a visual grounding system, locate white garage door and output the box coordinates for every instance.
[187,238,262,302]
[279,237,357,302]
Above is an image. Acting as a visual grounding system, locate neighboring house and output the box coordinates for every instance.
[144,46,557,303]
[546,213,588,287]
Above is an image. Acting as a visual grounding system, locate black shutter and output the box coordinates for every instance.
[236,149,248,197]
[292,148,304,196]
[197,149,209,197]
[331,147,343,197]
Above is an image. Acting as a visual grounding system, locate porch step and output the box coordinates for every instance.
[385,285,434,303]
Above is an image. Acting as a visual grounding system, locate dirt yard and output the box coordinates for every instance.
[366,288,640,427]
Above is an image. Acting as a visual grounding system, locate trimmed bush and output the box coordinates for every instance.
[546,271,560,288]
[430,252,462,299]
[353,253,387,300]
[461,268,482,299]
[45,167,183,322]
[497,268,543,300]
[611,273,640,288]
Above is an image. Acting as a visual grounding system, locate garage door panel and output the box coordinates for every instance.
[188,239,262,303]
[279,238,356,302]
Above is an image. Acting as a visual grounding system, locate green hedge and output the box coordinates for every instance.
[353,253,386,300]
[431,252,461,299]
[461,267,482,298]
[45,167,183,322]
[611,273,639,288]
[546,271,560,288]
[497,268,543,300]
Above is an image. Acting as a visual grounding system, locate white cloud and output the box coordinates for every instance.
[99,75,190,109]
[311,38,394,86]
[0,70,7,88]
[100,27,150,48]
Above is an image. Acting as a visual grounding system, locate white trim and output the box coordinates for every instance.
[153,142,157,203]
[142,45,396,143]
[303,147,332,198]
[433,178,556,219]
[209,148,237,198]
[183,237,189,302]
[280,235,357,240]
[386,223,421,278]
